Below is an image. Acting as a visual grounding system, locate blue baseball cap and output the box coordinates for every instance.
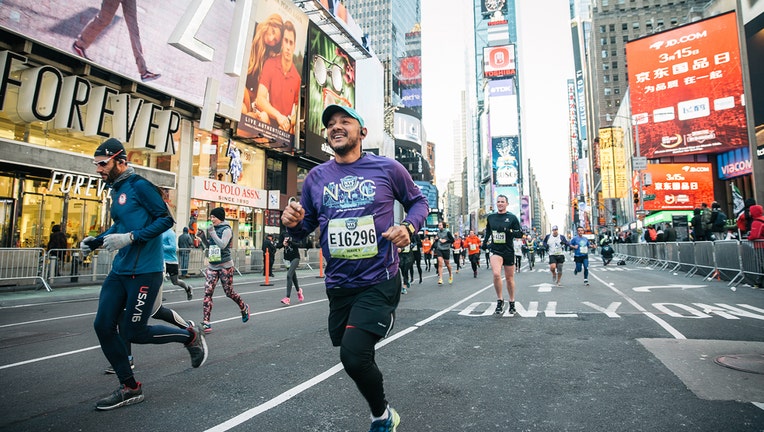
[322,104,364,128]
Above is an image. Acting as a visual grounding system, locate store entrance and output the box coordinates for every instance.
[0,198,13,247]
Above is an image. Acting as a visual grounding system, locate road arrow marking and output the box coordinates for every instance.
[632,284,706,292]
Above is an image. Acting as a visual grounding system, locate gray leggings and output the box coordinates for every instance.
[286,258,300,297]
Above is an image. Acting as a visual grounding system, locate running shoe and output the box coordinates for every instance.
[437,277,443,285]
[140,71,161,82]
[71,42,90,60]
[574,269,578,275]
[104,358,134,374]
[201,321,212,333]
[473,270,477,278]
[494,299,506,316]
[448,276,453,284]
[185,321,208,368]
[584,279,589,286]
[281,297,291,305]
[401,287,407,294]
[185,285,193,301]
[369,407,400,432]
[241,304,250,323]
[95,382,143,410]
[508,302,516,315]
[297,289,304,302]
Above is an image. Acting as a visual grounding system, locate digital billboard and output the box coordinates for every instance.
[0,1,243,109]
[401,88,422,108]
[598,127,628,199]
[237,0,309,149]
[481,0,507,16]
[717,146,752,180]
[483,45,516,78]
[641,163,714,211]
[399,56,422,85]
[626,12,748,158]
[488,79,518,137]
[303,23,356,161]
[492,136,519,186]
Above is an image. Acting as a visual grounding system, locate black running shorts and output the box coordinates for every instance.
[549,254,565,264]
[326,276,401,346]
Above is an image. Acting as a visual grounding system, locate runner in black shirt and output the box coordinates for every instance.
[482,194,523,316]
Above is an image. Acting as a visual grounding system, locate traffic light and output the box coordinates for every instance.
[572,198,578,213]
[633,191,639,205]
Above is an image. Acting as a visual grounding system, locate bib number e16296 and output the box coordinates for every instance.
[327,215,378,259]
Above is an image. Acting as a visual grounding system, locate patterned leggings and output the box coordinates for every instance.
[202,267,245,323]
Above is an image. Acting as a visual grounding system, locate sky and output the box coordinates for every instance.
[421,0,575,228]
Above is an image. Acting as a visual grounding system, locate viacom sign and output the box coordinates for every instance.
[717,147,752,180]
[0,51,181,154]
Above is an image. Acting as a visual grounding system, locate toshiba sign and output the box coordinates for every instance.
[483,45,516,78]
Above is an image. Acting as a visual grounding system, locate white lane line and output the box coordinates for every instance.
[0,300,327,370]
[205,283,496,432]
[591,273,686,340]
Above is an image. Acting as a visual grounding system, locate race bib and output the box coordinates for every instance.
[469,244,477,251]
[327,215,378,259]
[493,231,506,244]
[580,245,588,254]
[208,245,221,262]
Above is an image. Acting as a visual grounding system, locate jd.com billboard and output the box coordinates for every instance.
[626,12,749,159]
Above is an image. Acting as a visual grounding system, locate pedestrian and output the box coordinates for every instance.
[536,236,546,261]
[278,235,303,305]
[72,0,161,82]
[710,202,727,240]
[663,222,677,242]
[701,202,713,233]
[513,237,523,270]
[262,233,277,277]
[464,229,482,278]
[200,207,250,333]
[398,235,415,294]
[177,226,194,277]
[483,195,523,316]
[570,226,591,286]
[162,228,193,300]
[435,221,455,284]
[524,235,536,271]
[744,204,764,287]
[452,234,463,274]
[543,225,569,287]
[600,237,614,266]
[80,138,206,410]
[47,224,68,276]
[422,235,433,272]
[281,104,428,431]
[691,208,706,241]
[411,232,423,284]
[737,198,757,238]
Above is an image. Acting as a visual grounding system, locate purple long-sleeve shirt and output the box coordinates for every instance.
[287,153,428,289]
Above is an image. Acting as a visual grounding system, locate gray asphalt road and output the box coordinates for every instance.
[2,257,763,431]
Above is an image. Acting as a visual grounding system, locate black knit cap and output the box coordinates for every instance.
[94,138,127,159]
[210,207,226,221]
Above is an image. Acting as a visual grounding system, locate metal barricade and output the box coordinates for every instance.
[664,242,681,273]
[712,240,744,285]
[692,241,716,279]
[677,242,697,276]
[739,240,764,287]
[0,247,50,291]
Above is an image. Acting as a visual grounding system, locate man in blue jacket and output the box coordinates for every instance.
[81,138,207,411]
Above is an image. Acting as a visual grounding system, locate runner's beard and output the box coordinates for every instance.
[329,138,359,156]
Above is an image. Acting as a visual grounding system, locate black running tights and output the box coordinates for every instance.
[339,327,387,417]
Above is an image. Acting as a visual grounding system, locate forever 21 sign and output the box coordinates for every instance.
[0,50,181,155]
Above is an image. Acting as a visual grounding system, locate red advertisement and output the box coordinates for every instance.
[483,45,516,78]
[626,12,748,158]
[399,57,422,84]
[641,163,714,211]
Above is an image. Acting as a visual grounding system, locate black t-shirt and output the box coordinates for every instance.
[483,212,522,256]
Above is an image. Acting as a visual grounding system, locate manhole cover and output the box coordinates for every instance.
[714,354,764,375]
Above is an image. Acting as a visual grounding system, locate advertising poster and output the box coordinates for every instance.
[641,163,714,211]
[483,45,516,78]
[0,1,243,107]
[492,136,519,186]
[717,146,752,180]
[237,0,309,149]
[598,127,628,199]
[399,56,422,85]
[402,88,422,108]
[481,0,507,16]
[626,12,748,158]
[494,185,520,216]
[488,79,518,137]
[303,23,356,162]
[520,195,530,230]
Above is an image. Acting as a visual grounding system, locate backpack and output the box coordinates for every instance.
[713,211,727,230]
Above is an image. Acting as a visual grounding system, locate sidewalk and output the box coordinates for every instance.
[0,268,323,308]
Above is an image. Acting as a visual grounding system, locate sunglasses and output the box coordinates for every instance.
[313,55,344,93]
[92,150,123,167]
